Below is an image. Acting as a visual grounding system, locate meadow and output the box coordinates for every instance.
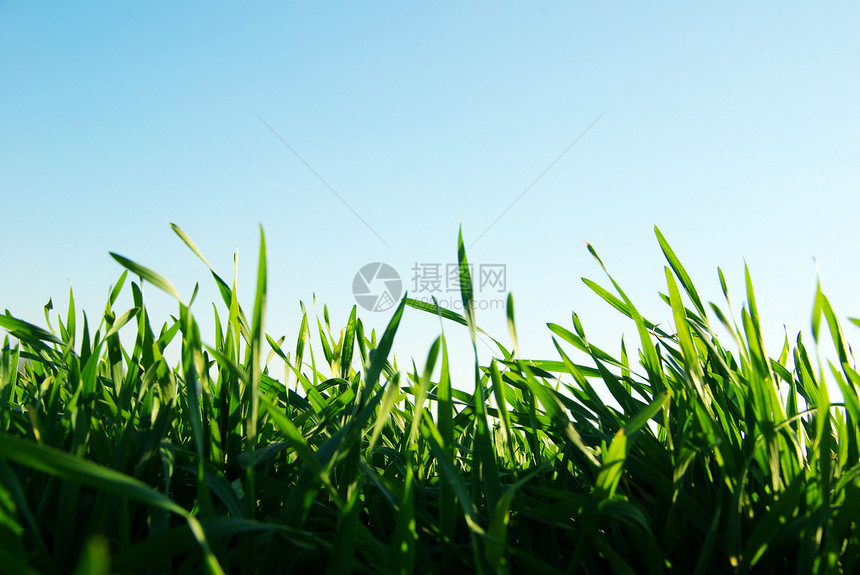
[1,224,858,574]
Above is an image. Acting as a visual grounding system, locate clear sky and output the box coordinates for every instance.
[2,3,858,387]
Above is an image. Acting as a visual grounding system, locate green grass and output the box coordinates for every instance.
[1,224,860,574]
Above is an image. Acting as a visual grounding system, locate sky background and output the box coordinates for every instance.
[2,3,858,389]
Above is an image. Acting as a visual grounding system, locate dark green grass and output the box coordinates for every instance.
[1,224,859,574]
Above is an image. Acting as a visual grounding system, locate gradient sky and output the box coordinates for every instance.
[2,3,858,388]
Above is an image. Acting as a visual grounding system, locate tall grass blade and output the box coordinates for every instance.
[109,252,183,302]
[655,226,706,319]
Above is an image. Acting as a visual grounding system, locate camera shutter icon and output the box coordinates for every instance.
[353,262,402,312]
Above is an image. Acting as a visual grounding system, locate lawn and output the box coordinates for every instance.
[1,224,858,574]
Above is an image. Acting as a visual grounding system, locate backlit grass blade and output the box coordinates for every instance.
[206,345,250,386]
[587,243,665,393]
[404,297,468,327]
[178,305,216,524]
[435,333,457,557]
[816,283,851,364]
[655,226,706,319]
[0,314,63,346]
[340,306,357,379]
[408,337,439,448]
[64,286,76,349]
[106,270,128,315]
[315,313,335,367]
[103,306,139,341]
[552,338,619,429]
[170,222,214,269]
[519,361,600,467]
[404,297,502,347]
[473,362,501,516]
[259,395,325,477]
[547,321,629,371]
[457,225,476,341]
[245,227,267,518]
[595,392,668,499]
[171,222,253,341]
[506,293,519,357]
[366,373,404,453]
[359,296,405,406]
[665,267,707,404]
[582,277,669,338]
[109,252,183,302]
[489,360,515,463]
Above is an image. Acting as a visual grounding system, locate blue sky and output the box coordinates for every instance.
[2,3,858,386]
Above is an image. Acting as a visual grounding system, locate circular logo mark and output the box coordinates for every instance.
[352,262,402,312]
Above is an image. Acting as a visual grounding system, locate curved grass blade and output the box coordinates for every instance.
[585,242,665,392]
[0,314,63,346]
[109,253,183,302]
[103,307,140,341]
[171,222,214,269]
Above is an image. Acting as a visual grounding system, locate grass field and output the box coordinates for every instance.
[1,224,859,574]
